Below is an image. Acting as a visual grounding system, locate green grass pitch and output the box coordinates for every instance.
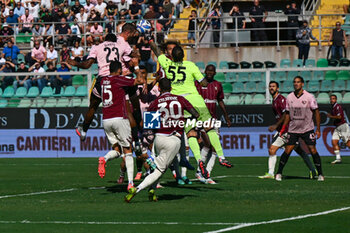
[0,156,349,233]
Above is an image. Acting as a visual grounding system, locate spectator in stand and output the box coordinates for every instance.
[329,22,347,60]
[151,0,162,13]
[249,0,268,44]
[41,0,53,11]
[171,0,181,18]
[296,20,318,66]
[1,3,10,20]
[143,5,158,19]
[13,62,30,91]
[229,4,246,29]
[60,43,70,61]
[27,62,46,92]
[88,8,101,22]
[129,0,141,20]
[6,9,19,28]
[0,23,15,44]
[2,40,20,64]
[19,8,34,33]
[158,6,171,33]
[51,5,63,22]
[163,0,174,19]
[187,9,198,46]
[69,0,83,21]
[30,23,45,48]
[71,40,84,62]
[53,0,65,8]
[45,61,57,92]
[118,0,129,18]
[76,7,88,32]
[137,35,157,73]
[343,1,350,15]
[104,0,118,20]
[52,61,72,94]
[46,44,58,66]
[95,0,107,18]
[84,0,95,15]
[70,17,82,45]
[284,1,300,42]
[28,1,40,22]
[87,22,103,44]
[0,58,15,91]
[208,5,221,48]
[14,2,25,17]
[136,0,147,16]
[56,17,71,44]
[105,15,116,33]
[31,39,47,66]
[62,0,71,17]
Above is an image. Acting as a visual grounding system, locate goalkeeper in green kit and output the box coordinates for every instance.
[150,41,233,179]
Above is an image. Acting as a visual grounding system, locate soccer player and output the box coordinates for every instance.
[275,76,324,181]
[195,64,232,184]
[100,60,144,190]
[150,42,232,179]
[259,81,316,179]
[327,94,350,164]
[125,78,199,203]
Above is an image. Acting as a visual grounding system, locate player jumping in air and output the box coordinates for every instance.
[327,94,350,164]
[149,42,233,179]
[125,78,199,202]
[275,76,324,182]
[259,81,317,179]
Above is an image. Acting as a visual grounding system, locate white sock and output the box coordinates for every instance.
[181,155,190,177]
[120,168,125,177]
[136,169,162,193]
[268,155,277,175]
[207,152,216,174]
[334,150,341,160]
[104,150,120,162]
[124,153,134,184]
[201,146,210,162]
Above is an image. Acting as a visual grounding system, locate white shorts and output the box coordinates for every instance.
[271,131,288,148]
[332,123,350,143]
[153,134,181,173]
[103,118,132,148]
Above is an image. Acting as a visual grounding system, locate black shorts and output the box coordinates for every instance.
[286,130,316,146]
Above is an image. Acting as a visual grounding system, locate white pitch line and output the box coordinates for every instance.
[0,220,239,226]
[0,188,77,199]
[205,206,350,233]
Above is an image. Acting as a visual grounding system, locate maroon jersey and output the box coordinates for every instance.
[331,103,346,126]
[148,92,194,135]
[101,75,135,120]
[272,93,288,132]
[195,80,224,118]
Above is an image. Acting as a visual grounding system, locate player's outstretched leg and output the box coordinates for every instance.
[293,144,317,179]
[98,150,121,178]
[206,129,233,168]
[124,153,135,190]
[187,132,210,179]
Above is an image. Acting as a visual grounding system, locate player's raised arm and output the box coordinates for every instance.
[67,57,95,69]
[149,41,163,58]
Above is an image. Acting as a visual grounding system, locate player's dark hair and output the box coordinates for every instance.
[110,61,122,73]
[269,81,279,88]
[122,23,137,33]
[294,76,304,83]
[105,33,117,42]
[162,40,180,52]
[159,78,171,92]
[330,94,337,99]
[205,64,216,72]
[172,45,184,62]
[139,65,147,71]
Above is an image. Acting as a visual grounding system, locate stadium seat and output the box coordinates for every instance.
[272,71,287,82]
[320,80,333,92]
[232,82,244,93]
[292,59,303,67]
[244,82,257,93]
[333,92,343,103]
[40,87,53,98]
[72,98,82,107]
[17,99,32,108]
[52,88,64,97]
[16,33,31,43]
[317,58,328,67]
[313,71,324,81]
[0,88,2,96]
[300,71,312,81]
[244,94,253,104]
[256,82,266,93]
[328,59,339,67]
[214,72,225,82]
[305,59,316,67]
[26,87,40,98]
[251,72,263,82]
[31,98,45,107]
[75,86,88,97]
[90,63,99,75]
[308,80,320,93]
[339,58,350,67]
[7,99,20,107]
[195,62,205,70]
[287,71,299,81]
[207,61,217,67]
[72,75,85,85]
[56,98,70,107]
[63,86,76,97]
[227,62,239,69]
[219,61,229,69]
[240,61,251,69]
[0,99,7,108]
[222,82,233,94]
[17,54,25,63]
[238,72,249,82]
[251,94,266,104]
[14,86,27,98]
[43,98,57,107]
[226,72,237,82]
[81,98,89,107]
[324,71,337,80]
[2,86,15,98]
[280,59,291,68]
[337,71,350,80]
[333,80,346,91]
[280,82,293,93]
[264,61,276,68]
[252,61,264,69]
[317,93,329,104]
[226,95,241,105]
[342,93,350,103]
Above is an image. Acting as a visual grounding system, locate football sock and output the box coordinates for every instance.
[311,152,323,175]
[277,151,291,174]
[178,134,187,162]
[125,153,134,183]
[172,157,181,179]
[181,155,190,177]
[334,150,341,160]
[136,169,162,193]
[136,157,143,172]
[268,154,277,175]
[200,146,210,162]
[207,130,224,157]
[131,127,139,142]
[119,168,125,177]
[207,151,216,174]
[294,145,315,171]
[82,121,89,133]
[104,150,120,162]
[188,136,201,162]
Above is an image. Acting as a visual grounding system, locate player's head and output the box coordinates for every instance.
[122,23,139,43]
[172,45,184,63]
[293,76,304,91]
[159,78,172,93]
[139,65,148,80]
[205,64,216,81]
[330,94,337,105]
[110,60,122,75]
[105,33,117,42]
[269,81,279,96]
[163,40,180,57]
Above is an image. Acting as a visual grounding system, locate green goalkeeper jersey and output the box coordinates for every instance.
[158,54,204,95]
